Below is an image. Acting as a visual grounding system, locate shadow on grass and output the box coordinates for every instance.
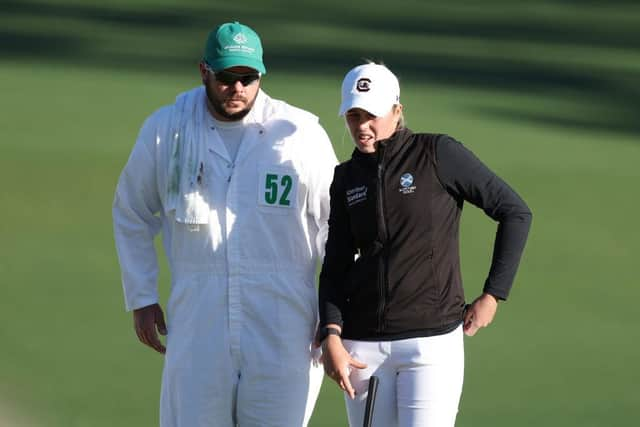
[2,0,639,136]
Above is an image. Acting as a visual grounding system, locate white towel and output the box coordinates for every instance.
[165,87,211,224]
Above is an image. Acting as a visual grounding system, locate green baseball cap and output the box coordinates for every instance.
[203,21,266,75]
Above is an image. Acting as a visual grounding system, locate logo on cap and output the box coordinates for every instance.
[233,32,248,44]
[356,78,371,92]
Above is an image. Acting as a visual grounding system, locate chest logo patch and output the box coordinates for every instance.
[399,173,416,195]
[346,185,368,206]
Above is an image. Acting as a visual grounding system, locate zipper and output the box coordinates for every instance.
[376,144,389,333]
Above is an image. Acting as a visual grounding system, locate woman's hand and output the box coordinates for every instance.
[463,293,499,336]
[322,336,367,399]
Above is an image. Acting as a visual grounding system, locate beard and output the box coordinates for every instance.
[204,84,256,121]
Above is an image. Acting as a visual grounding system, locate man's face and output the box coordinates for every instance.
[200,63,261,121]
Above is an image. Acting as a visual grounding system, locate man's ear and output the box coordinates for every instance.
[199,62,208,84]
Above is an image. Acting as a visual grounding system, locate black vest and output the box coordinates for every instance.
[334,129,465,339]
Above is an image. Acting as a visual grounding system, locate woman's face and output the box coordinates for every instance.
[345,106,402,153]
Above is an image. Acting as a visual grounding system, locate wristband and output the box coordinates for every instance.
[317,326,341,343]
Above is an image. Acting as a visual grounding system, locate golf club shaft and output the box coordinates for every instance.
[362,375,379,427]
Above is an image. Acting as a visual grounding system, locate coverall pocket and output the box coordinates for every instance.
[170,214,213,263]
[170,191,211,225]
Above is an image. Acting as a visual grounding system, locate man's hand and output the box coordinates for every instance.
[463,293,499,337]
[322,335,367,399]
[133,303,167,354]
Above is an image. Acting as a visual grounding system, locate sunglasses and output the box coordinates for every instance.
[208,67,261,86]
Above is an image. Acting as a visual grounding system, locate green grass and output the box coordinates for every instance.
[1,1,639,426]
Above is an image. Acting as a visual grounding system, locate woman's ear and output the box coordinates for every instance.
[394,103,404,128]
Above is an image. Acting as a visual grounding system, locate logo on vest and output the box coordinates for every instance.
[399,173,416,194]
[346,185,368,206]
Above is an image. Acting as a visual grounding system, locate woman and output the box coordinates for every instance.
[317,63,532,427]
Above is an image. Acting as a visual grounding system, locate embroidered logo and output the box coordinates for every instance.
[233,32,248,44]
[356,78,371,92]
[346,185,368,206]
[399,173,416,195]
[400,173,413,187]
[225,33,255,54]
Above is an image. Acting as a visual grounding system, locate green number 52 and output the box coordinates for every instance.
[265,173,292,206]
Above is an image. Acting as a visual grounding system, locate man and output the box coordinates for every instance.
[113,21,337,427]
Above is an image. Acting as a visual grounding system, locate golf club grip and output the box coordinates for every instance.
[362,375,379,427]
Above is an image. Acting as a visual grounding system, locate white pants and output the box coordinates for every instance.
[343,325,464,427]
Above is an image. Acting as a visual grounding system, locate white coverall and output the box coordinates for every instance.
[113,87,337,427]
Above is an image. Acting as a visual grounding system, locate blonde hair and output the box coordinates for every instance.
[394,104,405,129]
